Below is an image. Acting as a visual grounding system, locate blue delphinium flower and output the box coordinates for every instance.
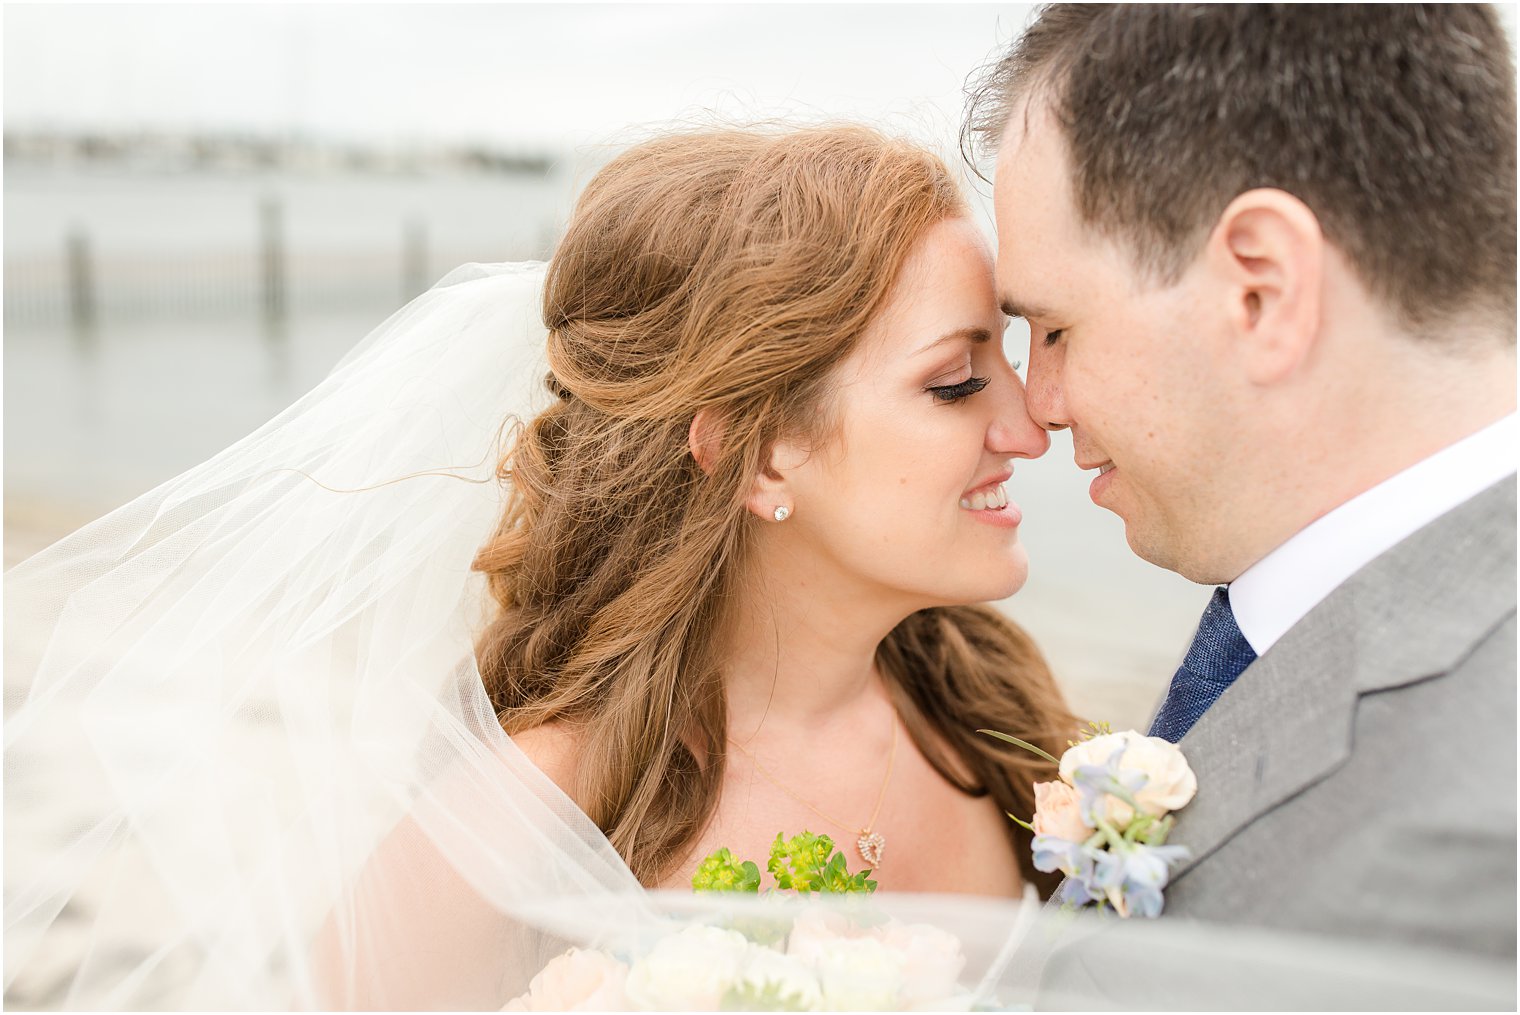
[1038,833,1193,918]
[1114,844,1191,918]
[1088,845,1125,893]
[1033,834,1106,908]
[1061,874,1097,907]
[1031,834,1089,878]
[1069,745,1149,829]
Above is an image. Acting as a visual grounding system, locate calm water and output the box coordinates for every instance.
[3,168,1210,726]
[4,163,576,258]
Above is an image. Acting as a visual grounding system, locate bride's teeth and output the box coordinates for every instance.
[960,483,1013,511]
[962,483,1011,511]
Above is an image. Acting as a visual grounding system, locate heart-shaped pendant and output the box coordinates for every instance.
[856,831,885,868]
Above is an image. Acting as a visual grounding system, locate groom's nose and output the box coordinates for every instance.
[1024,343,1071,433]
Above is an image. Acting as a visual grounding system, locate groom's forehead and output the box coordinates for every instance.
[992,101,1076,234]
[994,100,1067,196]
[990,99,1118,308]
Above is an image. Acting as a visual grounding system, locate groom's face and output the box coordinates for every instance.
[992,103,1242,580]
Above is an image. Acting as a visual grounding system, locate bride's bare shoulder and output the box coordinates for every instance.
[502,720,583,797]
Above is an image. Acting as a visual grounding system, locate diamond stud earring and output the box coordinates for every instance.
[773,506,791,522]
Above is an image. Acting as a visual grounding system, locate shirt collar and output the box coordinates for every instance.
[1229,413,1518,656]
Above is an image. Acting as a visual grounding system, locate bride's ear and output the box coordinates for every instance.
[744,436,808,523]
[687,410,723,475]
[691,410,804,521]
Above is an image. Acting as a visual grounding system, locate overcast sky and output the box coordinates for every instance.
[3,5,1038,152]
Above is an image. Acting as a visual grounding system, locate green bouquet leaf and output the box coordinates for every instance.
[691,846,763,893]
[692,830,876,896]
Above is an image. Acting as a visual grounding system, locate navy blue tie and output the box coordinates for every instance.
[1148,586,1257,743]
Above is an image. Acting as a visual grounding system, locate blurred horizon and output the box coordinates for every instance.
[4,5,1037,152]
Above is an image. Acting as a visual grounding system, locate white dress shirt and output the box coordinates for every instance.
[1229,413,1518,656]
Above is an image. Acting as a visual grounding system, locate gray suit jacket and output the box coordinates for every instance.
[1025,477,1516,1010]
[1161,475,1516,957]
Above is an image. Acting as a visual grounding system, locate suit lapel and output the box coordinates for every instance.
[1166,476,1516,882]
[1165,595,1357,879]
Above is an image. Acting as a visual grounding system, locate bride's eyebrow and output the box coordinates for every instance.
[912,326,991,357]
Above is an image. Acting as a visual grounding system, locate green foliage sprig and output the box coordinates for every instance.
[691,847,763,893]
[1070,719,1114,747]
[691,831,877,895]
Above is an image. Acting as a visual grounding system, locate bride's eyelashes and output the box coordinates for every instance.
[926,375,990,403]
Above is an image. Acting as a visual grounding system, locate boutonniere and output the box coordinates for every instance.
[982,723,1197,918]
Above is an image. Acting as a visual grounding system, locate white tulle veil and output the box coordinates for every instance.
[5,262,648,1009]
[5,263,1512,1011]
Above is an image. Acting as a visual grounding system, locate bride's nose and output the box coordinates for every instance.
[987,374,1051,460]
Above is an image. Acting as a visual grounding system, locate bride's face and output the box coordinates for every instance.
[773,216,1051,609]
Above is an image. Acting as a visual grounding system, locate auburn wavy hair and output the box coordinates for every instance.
[473,125,1076,891]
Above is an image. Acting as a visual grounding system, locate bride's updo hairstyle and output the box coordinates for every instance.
[474,125,1074,888]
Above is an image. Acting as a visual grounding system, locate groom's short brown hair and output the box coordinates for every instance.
[964,4,1517,334]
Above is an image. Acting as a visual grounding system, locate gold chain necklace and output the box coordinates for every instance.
[728,716,898,869]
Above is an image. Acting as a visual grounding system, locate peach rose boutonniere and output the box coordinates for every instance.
[981,722,1197,919]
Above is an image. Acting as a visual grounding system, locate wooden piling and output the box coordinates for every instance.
[403,219,428,299]
[260,197,286,322]
[66,229,96,330]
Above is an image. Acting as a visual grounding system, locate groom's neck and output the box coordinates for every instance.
[1228,312,1515,579]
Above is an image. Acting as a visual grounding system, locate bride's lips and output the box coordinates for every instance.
[959,475,1022,529]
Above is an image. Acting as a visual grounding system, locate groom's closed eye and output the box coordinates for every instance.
[1002,304,1064,350]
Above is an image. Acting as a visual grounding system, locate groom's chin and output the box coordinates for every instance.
[1115,511,1173,567]
[1122,523,1221,586]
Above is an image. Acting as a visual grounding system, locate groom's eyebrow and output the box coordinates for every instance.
[914,326,992,356]
[1000,297,1054,321]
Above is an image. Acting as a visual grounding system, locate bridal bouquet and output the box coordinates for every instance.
[985,724,1197,919]
[505,833,970,1011]
[505,910,969,1011]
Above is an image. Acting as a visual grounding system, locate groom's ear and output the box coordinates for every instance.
[1206,188,1324,386]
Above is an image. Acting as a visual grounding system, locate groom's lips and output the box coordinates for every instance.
[1082,460,1117,503]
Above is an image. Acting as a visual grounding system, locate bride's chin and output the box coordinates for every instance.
[979,548,1030,602]
[921,555,1030,609]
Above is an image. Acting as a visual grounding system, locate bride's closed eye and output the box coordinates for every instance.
[926,375,990,403]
